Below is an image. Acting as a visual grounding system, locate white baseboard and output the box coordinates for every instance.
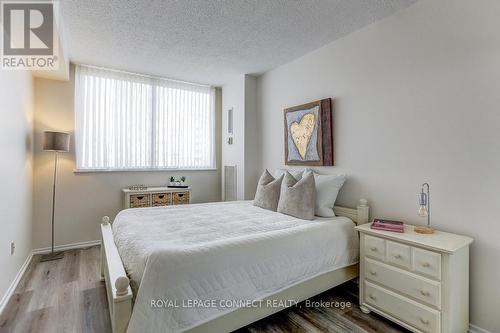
[32,239,101,255]
[469,323,493,333]
[0,253,33,315]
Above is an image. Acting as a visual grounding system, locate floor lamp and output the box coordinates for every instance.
[41,131,70,262]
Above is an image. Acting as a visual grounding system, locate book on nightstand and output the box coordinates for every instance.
[370,218,404,233]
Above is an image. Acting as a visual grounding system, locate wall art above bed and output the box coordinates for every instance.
[284,98,334,166]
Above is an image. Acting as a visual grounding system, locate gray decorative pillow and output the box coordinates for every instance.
[277,171,315,220]
[253,170,284,211]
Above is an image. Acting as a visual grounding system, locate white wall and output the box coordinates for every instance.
[222,74,259,200]
[33,66,222,249]
[222,75,246,200]
[256,0,500,331]
[244,75,259,199]
[0,71,33,302]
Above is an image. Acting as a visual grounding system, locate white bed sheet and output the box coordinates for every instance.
[112,200,359,332]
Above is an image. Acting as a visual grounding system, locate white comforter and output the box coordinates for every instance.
[112,201,359,333]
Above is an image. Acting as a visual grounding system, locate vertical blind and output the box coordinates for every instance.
[74,65,215,170]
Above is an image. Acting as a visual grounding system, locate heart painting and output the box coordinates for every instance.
[290,113,315,159]
[284,98,334,166]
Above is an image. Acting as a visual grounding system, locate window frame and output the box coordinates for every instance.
[73,65,217,172]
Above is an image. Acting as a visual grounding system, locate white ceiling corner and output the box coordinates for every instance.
[60,0,418,86]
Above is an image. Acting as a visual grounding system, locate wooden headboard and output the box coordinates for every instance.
[333,199,370,225]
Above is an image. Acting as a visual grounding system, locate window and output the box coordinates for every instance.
[74,65,215,170]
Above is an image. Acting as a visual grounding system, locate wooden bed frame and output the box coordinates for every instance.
[100,199,370,333]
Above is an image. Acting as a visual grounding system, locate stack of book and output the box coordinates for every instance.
[371,219,404,233]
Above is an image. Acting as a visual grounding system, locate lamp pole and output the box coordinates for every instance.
[40,130,69,261]
[50,151,58,254]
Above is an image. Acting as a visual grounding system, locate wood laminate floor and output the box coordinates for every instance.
[0,246,409,333]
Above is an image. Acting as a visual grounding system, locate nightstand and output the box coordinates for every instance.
[122,187,191,208]
[355,223,473,333]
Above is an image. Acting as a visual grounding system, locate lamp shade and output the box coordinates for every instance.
[43,131,70,152]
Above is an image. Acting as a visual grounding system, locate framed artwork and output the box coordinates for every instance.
[284,98,333,166]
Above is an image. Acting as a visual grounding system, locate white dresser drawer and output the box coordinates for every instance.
[365,258,441,308]
[386,240,411,270]
[364,235,385,261]
[413,247,441,280]
[365,281,440,333]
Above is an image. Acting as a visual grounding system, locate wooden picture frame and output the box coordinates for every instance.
[284,98,333,166]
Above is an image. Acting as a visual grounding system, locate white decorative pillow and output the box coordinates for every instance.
[277,171,315,220]
[253,170,284,211]
[304,169,346,217]
[273,168,303,181]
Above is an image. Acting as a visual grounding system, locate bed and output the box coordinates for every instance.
[100,199,369,333]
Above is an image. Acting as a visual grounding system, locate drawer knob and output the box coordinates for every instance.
[422,262,431,267]
[393,254,402,259]
[369,270,377,276]
[368,293,376,300]
[419,290,430,297]
[370,247,378,251]
[419,317,429,325]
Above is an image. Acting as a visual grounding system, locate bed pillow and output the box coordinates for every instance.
[277,171,315,220]
[273,168,303,181]
[253,169,284,211]
[304,169,346,217]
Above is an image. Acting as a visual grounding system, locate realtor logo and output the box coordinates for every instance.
[1,1,58,70]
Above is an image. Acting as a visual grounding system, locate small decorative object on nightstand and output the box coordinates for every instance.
[356,223,473,333]
[128,184,148,191]
[415,182,434,234]
[168,176,189,188]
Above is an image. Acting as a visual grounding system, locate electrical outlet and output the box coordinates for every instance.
[10,242,15,255]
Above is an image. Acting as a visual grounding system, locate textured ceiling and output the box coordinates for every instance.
[60,0,417,86]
